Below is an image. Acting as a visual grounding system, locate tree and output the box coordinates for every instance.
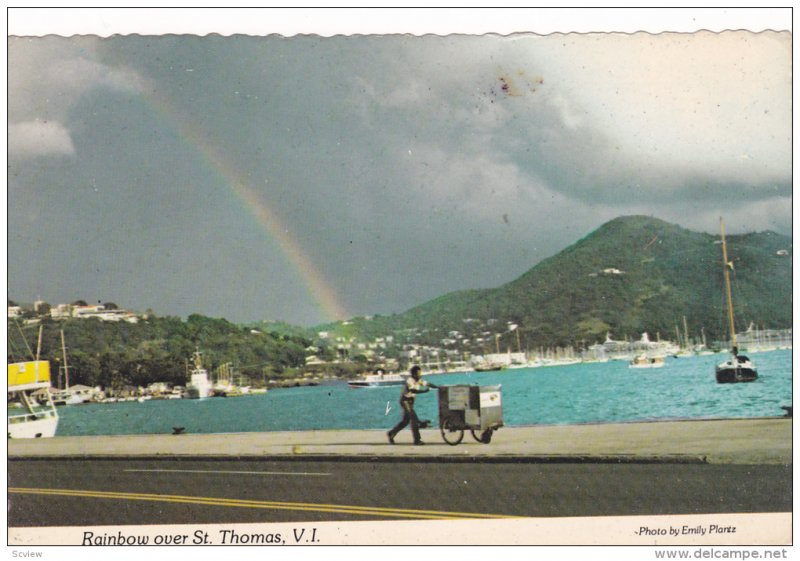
[36,302,51,316]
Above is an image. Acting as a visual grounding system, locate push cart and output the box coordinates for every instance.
[437,384,503,445]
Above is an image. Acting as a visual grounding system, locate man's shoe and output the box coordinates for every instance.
[387,431,395,444]
[414,440,425,446]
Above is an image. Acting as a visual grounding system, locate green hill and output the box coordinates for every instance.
[319,216,792,350]
[7,314,314,392]
[9,216,791,387]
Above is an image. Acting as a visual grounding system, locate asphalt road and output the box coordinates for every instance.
[8,458,792,527]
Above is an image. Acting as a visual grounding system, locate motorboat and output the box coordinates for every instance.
[8,360,59,438]
[348,370,408,388]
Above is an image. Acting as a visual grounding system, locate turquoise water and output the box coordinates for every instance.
[56,349,792,436]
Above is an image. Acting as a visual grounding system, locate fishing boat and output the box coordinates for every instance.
[715,218,758,384]
[629,355,665,369]
[8,360,59,438]
[348,370,408,388]
[184,350,213,399]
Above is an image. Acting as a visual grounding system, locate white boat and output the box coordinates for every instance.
[50,330,96,405]
[348,370,409,388]
[8,360,59,438]
[715,218,758,384]
[51,384,95,405]
[183,351,213,399]
[629,355,665,369]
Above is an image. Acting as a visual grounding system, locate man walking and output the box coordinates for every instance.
[387,365,437,445]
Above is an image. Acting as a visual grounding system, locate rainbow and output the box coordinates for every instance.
[144,88,350,323]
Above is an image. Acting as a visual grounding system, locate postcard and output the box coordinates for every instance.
[6,8,793,560]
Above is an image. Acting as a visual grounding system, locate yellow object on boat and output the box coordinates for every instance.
[8,360,51,387]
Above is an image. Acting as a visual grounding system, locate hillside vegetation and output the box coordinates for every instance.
[317,216,792,350]
[7,314,315,392]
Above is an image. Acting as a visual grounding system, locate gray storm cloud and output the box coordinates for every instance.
[8,36,145,159]
[348,31,790,218]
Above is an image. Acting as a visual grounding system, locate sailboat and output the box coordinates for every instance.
[715,218,758,384]
[51,330,94,405]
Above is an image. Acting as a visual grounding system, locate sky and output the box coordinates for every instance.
[6,9,793,327]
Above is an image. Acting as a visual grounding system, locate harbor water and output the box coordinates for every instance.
[55,349,792,437]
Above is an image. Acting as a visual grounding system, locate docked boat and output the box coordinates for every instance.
[629,355,665,369]
[348,370,408,388]
[184,350,213,399]
[50,330,96,405]
[715,218,758,384]
[51,384,96,406]
[8,360,59,438]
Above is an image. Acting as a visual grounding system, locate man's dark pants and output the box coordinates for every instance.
[388,398,421,443]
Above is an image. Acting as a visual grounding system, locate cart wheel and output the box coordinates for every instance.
[471,429,493,444]
[440,417,464,446]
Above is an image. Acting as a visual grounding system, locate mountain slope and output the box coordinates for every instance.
[329,216,792,349]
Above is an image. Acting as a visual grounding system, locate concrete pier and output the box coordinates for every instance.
[8,417,791,464]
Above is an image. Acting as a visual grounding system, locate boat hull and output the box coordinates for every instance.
[52,391,90,406]
[183,386,211,399]
[474,365,504,372]
[348,380,406,388]
[184,370,212,399]
[715,364,758,384]
[8,413,58,438]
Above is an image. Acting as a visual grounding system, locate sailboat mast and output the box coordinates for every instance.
[36,324,43,361]
[60,329,70,390]
[720,218,737,349]
[683,316,690,349]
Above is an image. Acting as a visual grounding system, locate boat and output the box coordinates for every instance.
[629,355,665,369]
[8,360,59,438]
[348,370,409,388]
[473,363,505,372]
[183,350,213,399]
[715,218,758,384]
[51,384,96,406]
[211,362,250,397]
[50,330,95,405]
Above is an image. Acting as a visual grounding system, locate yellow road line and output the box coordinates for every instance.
[123,469,332,476]
[9,487,513,520]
